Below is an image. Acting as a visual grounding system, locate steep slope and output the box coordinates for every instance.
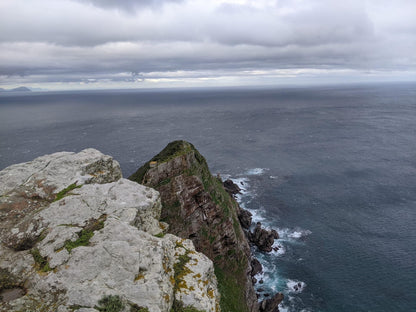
[129,141,258,312]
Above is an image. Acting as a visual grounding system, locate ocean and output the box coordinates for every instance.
[1,83,415,312]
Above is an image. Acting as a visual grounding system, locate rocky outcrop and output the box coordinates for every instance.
[259,293,284,312]
[222,179,241,196]
[129,141,258,312]
[0,149,220,312]
[248,222,279,253]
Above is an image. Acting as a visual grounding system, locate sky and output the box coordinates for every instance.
[0,0,415,90]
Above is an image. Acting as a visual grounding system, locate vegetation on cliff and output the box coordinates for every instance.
[129,141,257,312]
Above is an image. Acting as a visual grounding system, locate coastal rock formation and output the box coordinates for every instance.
[259,293,284,312]
[129,141,259,312]
[248,223,279,253]
[222,179,241,196]
[0,149,220,312]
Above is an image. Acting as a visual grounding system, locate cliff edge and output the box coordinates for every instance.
[129,141,259,312]
[0,149,220,312]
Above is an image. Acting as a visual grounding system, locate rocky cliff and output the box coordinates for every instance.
[129,141,259,312]
[0,149,220,312]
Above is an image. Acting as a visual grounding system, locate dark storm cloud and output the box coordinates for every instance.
[0,0,415,88]
[79,0,184,11]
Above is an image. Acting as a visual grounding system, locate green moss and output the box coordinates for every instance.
[64,215,106,253]
[154,232,165,238]
[54,182,82,202]
[64,229,94,252]
[30,248,52,272]
[94,295,124,312]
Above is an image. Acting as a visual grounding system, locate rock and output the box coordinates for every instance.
[223,179,241,196]
[129,140,258,312]
[259,293,284,312]
[238,208,253,229]
[249,222,279,253]
[0,149,220,312]
[251,258,263,277]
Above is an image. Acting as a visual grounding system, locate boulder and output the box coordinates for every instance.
[0,149,220,312]
[223,179,241,196]
[251,258,263,277]
[249,222,279,253]
[238,208,253,229]
[259,293,284,312]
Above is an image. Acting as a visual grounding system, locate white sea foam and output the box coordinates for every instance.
[271,241,286,256]
[228,169,311,311]
[277,227,312,241]
[245,168,268,175]
[230,177,250,195]
[286,279,306,293]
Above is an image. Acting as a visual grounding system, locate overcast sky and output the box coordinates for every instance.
[0,0,415,90]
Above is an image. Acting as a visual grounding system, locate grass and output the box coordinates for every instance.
[129,303,149,312]
[54,182,82,202]
[214,265,248,312]
[129,141,195,183]
[94,295,124,312]
[64,214,106,253]
[30,248,52,272]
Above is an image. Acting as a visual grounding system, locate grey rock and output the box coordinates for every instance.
[0,149,220,312]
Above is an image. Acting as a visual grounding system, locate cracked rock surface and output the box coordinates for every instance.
[0,149,220,312]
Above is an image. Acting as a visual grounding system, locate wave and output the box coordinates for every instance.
[228,168,312,311]
[244,167,268,176]
[286,279,306,293]
[277,227,312,241]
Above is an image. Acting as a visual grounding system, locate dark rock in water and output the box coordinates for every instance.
[264,293,270,297]
[239,207,253,229]
[251,257,263,276]
[249,222,279,252]
[259,279,264,284]
[257,288,265,292]
[129,140,259,312]
[259,293,284,312]
[252,277,257,284]
[223,179,241,195]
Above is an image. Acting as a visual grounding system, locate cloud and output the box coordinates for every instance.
[0,0,415,89]
[78,0,184,12]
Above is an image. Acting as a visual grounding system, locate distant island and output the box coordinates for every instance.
[0,86,32,92]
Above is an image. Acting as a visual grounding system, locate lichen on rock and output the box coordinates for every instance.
[0,148,220,312]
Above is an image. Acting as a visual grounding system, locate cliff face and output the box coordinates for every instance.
[129,141,258,312]
[0,149,220,312]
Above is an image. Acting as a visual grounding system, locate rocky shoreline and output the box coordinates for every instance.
[129,141,283,312]
[0,141,283,312]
